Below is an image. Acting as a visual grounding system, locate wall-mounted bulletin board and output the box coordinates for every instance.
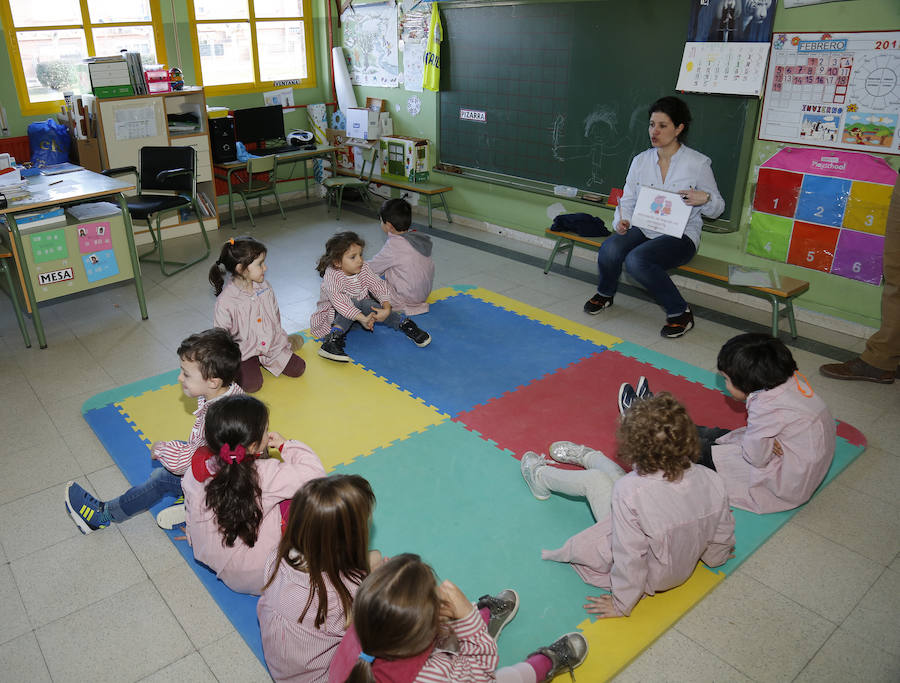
[437,0,760,226]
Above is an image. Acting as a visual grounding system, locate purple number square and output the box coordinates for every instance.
[831,230,884,285]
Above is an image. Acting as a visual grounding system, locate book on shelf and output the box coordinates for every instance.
[197,191,216,218]
[1,206,67,231]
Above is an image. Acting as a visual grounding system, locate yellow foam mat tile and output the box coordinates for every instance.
[117,342,447,472]
[465,287,623,348]
[574,565,725,681]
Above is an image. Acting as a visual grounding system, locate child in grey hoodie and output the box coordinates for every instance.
[368,198,435,315]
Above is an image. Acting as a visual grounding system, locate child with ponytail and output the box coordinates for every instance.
[181,394,325,595]
[329,554,589,683]
[258,474,384,682]
[210,236,305,392]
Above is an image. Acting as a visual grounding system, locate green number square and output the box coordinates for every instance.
[747,213,792,262]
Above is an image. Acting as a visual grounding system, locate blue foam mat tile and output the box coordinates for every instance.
[346,293,605,416]
[333,420,597,668]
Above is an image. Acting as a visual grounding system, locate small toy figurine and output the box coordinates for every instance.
[169,67,184,91]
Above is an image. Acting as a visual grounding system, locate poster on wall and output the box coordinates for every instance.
[341,4,400,87]
[746,147,896,285]
[759,31,900,154]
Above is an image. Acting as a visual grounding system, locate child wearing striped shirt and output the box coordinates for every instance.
[64,328,242,533]
[258,475,383,682]
[311,231,431,363]
[328,554,589,683]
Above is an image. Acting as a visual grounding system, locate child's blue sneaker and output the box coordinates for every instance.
[64,481,110,534]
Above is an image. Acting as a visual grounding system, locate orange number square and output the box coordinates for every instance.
[787,221,840,273]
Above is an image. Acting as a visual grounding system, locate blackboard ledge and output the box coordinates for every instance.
[432,164,739,234]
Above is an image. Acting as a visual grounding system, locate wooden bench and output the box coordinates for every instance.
[336,168,452,228]
[544,229,810,338]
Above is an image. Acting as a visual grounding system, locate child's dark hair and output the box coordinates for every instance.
[717,333,797,395]
[617,392,699,481]
[204,395,268,548]
[379,198,412,232]
[177,328,241,387]
[209,236,267,295]
[649,96,691,142]
[316,231,365,277]
[347,554,440,683]
[263,474,375,629]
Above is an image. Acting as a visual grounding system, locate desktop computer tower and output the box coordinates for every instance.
[208,117,237,164]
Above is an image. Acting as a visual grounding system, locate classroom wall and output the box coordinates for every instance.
[349,0,900,329]
[2,1,898,327]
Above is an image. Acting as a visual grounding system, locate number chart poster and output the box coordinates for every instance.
[759,31,900,154]
[747,147,896,285]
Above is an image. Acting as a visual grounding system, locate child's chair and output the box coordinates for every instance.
[322,146,377,220]
[228,155,286,229]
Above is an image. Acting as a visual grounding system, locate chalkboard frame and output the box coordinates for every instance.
[435,0,761,232]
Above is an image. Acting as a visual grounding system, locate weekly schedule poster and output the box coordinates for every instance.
[759,31,900,154]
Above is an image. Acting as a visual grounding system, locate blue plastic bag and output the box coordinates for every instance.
[27,119,71,168]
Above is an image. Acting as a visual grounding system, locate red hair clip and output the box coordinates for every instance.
[228,238,235,245]
[219,444,247,464]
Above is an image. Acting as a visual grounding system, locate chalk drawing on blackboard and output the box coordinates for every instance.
[550,105,624,188]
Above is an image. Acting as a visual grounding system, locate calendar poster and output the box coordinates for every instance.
[760,31,900,154]
[677,42,771,95]
[747,147,896,285]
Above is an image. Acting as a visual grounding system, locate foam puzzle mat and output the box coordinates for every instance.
[83,286,867,680]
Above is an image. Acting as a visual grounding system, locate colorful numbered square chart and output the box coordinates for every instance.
[748,147,895,285]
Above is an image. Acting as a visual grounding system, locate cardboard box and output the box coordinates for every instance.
[379,135,429,182]
[379,112,393,137]
[345,107,379,140]
[75,138,103,173]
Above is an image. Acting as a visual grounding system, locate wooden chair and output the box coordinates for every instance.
[0,247,32,347]
[229,154,286,229]
[322,146,377,219]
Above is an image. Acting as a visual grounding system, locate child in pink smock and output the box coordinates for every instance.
[329,554,589,683]
[258,475,383,683]
[367,198,435,316]
[703,332,835,513]
[210,236,305,393]
[525,393,735,618]
[311,231,432,363]
[182,394,325,595]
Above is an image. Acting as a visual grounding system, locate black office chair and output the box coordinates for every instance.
[103,146,210,276]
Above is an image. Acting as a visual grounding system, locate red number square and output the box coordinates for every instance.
[754,168,803,217]
[787,221,840,273]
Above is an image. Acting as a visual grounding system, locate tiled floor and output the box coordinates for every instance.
[1,197,898,682]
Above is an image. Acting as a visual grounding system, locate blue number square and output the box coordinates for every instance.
[795,175,851,228]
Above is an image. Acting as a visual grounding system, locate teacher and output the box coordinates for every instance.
[583,96,724,338]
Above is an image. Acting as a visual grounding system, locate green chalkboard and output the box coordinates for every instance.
[438,0,759,224]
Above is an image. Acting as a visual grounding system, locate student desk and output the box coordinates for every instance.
[335,168,453,228]
[214,145,340,228]
[0,170,148,349]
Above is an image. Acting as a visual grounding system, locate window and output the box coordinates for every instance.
[0,0,167,115]
[188,0,315,96]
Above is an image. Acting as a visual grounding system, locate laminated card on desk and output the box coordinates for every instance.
[631,186,691,238]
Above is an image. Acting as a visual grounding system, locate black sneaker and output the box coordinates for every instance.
[618,383,637,416]
[583,293,613,315]
[476,589,519,640]
[399,318,431,347]
[318,330,350,362]
[660,308,694,338]
[530,631,589,682]
[635,376,653,401]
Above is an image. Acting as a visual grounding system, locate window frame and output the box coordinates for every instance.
[186,0,316,97]
[0,0,168,116]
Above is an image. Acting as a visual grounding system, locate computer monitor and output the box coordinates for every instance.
[233,105,285,146]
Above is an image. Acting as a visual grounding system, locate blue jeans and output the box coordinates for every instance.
[104,466,183,523]
[596,230,697,317]
[333,297,403,332]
